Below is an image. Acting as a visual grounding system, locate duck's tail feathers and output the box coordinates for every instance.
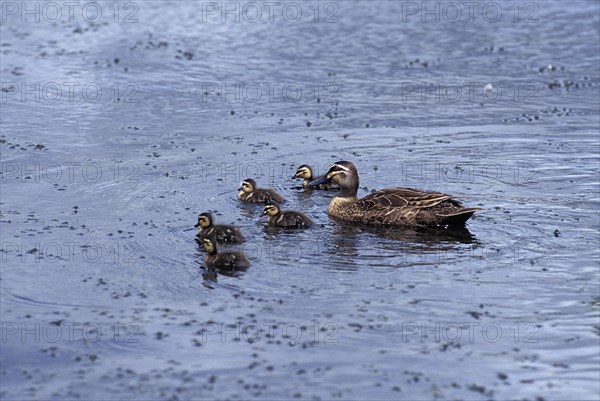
[439,208,483,227]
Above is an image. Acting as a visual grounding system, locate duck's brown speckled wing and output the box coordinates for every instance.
[350,187,478,227]
[356,187,453,211]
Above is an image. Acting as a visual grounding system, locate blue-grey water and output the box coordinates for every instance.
[1,1,599,400]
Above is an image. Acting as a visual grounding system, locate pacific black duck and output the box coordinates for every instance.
[309,161,481,228]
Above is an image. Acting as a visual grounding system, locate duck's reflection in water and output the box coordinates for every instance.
[317,223,479,270]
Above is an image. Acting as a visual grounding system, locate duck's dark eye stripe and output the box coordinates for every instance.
[332,164,350,172]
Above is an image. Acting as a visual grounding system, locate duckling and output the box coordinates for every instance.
[201,236,250,270]
[263,202,313,228]
[237,178,285,204]
[292,164,338,190]
[195,212,246,244]
[309,161,482,228]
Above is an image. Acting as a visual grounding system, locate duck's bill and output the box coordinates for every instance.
[237,187,243,191]
[291,174,299,179]
[309,176,330,187]
[194,223,200,227]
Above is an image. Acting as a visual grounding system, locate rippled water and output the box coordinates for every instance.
[1,1,599,400]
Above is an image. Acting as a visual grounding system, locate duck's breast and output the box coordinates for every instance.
[328,197,357,219]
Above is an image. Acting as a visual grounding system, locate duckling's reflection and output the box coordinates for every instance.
[200,266,249,288]
[319,222,479,270]
[200,260,248,287]
[201,269,218,287]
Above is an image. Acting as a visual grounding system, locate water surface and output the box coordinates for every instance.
[1,1,599,400]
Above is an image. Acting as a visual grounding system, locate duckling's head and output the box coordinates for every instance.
[292,164,313,180]
[202,237,218,254]
[195,212,213,228]
[238,179,256,193]
[263,202,281,216]
[309,161,359,196]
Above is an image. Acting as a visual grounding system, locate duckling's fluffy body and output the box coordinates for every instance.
[264,202,313,228]
[195,212,246,244]
[202,237,250,270]
[292,164,338,190]
[238,178,285,203]
[310,161,481,228]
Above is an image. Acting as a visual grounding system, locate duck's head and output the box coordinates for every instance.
[202,237,217,254]
[292,164,313,180]
[195,212,213,228]
[263,202,281,216]
[238,179,256,193]
[309,161,359,196]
